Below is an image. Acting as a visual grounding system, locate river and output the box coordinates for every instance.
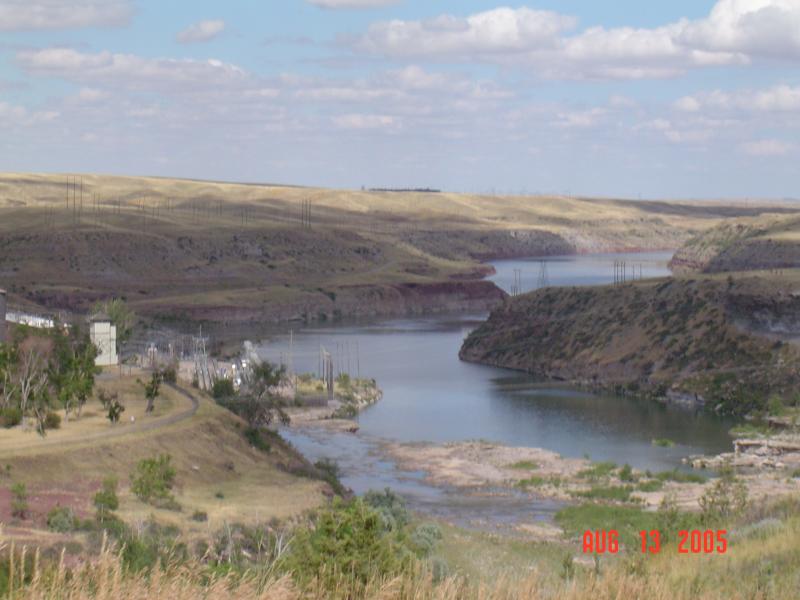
[256,252,734,528]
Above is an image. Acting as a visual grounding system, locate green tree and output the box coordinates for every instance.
[142,371,162,414]
[49,325,99,421]
[0,345,19,409]
[233,361,289,428]
[93,298,135,348]
[131,454,176,506]
[10,482,28,519]
[94,476,119,521]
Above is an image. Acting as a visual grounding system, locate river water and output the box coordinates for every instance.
[257,252,734,527]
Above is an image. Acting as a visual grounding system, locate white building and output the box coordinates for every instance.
[90,313,118,366]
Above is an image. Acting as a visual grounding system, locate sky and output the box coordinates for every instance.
[0,0,799,199]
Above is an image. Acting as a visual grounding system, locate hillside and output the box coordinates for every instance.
[460,273,800,414]
[0,172,794,325]
[0,373,328,549]
[670,213,800,273]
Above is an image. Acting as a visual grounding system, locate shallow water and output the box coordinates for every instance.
[260,252,734,524]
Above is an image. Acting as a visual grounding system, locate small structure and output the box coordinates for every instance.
[89,312,118,366]
[0,288,6,344]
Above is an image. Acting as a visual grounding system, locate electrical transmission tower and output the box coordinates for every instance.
[537,261,550,288]
[511,268,522,296]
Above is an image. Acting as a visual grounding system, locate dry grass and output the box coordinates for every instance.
[0,378,326,540]
[4,515,800,600]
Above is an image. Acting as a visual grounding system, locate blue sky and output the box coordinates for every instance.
[1,0,799,198]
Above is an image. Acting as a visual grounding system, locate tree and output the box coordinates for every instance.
[94,476,119,521]
[10,482,28,519]
[99,387,125,424]
[17,346,48,428]
[235,361,289,428]
[0,345,19,409]
[49,325,99,421]
[93,298,135,348]
[142,371,162,413]
[131,454,176,506]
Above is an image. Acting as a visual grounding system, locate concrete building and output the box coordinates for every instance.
[0,288,6,344]
[89,313,118,366]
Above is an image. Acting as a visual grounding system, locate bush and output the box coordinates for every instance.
[364,488,410,531]
[282,498,415,587]
[46,505,76,532]
[10,483,28,519]
[410,523,442,556]
[243,427,271,452]
[131,454,177,507]
[191,510,208,522]
[161,366,177,384]
[618,464,635,482]
[0,407,22,428]
[699,466,748,525]
[212,379,235,400]
[44,411,61,430]
[94,476,119,521]
[314,458,346,497]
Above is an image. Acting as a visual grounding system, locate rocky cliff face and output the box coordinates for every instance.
[670,215,800,273]
[460,276,800,415]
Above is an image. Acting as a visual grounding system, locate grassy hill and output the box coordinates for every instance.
[0,172,793,325]
[671,213,800,273]
[460,272,800,415]
[0,372,328,550]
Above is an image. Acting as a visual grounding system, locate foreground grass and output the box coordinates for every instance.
[4,513,800,600]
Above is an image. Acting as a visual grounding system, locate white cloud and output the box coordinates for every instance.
[353,0,800,80]
[176,19,225,44]
[308,0,399,8]
[333,113,397,129]
[17,48,248,91]
[358,7,576,58]
[739,138,794,155]
[0,0,132,31]
[677,84,800,112]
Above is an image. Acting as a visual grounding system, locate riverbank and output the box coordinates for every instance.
[460,273,800,415]
[382,439,800,515]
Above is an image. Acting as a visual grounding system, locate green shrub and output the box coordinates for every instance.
[10,483,28,519]
[410,523,442,556]
[191,510,208,522]
[767,395,785,416]
[578,461,617,480]
[131,454,177,507]
[46,505,76,532]
[94,476,119,521]
[636,479,663,492]
[243,427,271,452]
[44,411,61,430]
[282,498,415,587]
[618,464,635,482]
[573,485,635,503]
[314,458,346,497]
[0,407,22,428]
[652,438,675,448]
[363,488,409,531]
[212,379,235,400]
[699,466,748,525]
